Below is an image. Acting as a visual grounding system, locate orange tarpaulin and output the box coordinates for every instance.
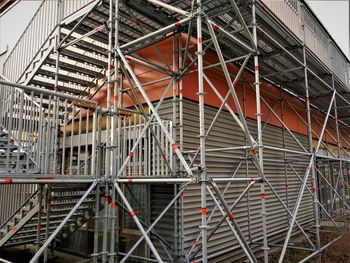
[91,34,349,149]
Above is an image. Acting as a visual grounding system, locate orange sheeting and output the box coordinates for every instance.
[92,34,349,149]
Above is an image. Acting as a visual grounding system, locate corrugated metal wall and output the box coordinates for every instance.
[158,99,313,262]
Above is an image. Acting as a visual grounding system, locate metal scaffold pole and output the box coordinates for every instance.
[334,94,346,226]
[196,1,208,261]
[301,3,321,255]
[109,0,120,262]
[93,109,102,263]
[252,1,268,262]
[102,1,114,262]
[35,185,43,263]
[172,34,179,261]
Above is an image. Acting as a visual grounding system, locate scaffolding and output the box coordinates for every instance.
[0,0,350,262]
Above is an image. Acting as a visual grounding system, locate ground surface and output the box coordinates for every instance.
[1,230,350,262]
[267,228,350,263]
[0,244,86,263]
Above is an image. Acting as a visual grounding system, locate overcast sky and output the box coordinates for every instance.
[0,1,41,56]
[0,0,349,60]
[306,0,349,59]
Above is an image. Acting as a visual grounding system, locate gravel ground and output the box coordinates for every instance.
[266,228,350,263]
[0,245,86,263]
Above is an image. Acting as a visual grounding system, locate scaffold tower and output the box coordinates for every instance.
[0,0,350,263]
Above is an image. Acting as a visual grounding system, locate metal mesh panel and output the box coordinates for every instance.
[260,0,302,40]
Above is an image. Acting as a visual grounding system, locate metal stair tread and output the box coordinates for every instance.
[0,151,26,157]
[29,79,89,96]
[36,68,96,88]
[45,57,104,79]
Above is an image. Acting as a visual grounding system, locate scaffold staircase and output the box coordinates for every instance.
[0,111,99,248]
[18,35,56,87]
[0,185,98,248]
[0,128,36,174]
[16,18,107,98]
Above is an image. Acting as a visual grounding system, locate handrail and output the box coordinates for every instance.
[0,80,97,106]
[0,188,39,230]
[0,74,42,109]
[71,142,105,176]
[2,0,58,82]
[2,0,95,82]
[0,79,98,175]
[259,0,350,89]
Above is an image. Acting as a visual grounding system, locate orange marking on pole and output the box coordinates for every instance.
[4,178,12,184]
[128,151,134,157]
[127,178,133,184]
[197,38,203,44]
[130,210,136,217]
[172,143,178,150]
[260,193,267,200]
[229,214,235,221]
[251,149,257,155]
[213,23,220,30]
[111,202,117,208]
[201,208,207,216]
[175,21,181,27]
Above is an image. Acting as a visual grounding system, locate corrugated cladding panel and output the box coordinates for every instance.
[157,99,313,262]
